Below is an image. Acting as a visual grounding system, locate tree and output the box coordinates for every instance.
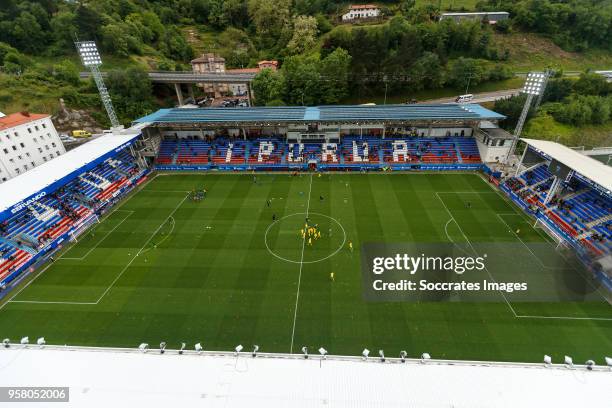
[413,52,444,89]
[11,12,46,53]
[248,0,291,46]
[160,28,194,61]
[573,72,610,96]
[287,16,318,54]
[447,57,487,90]
[101,24,132,57]
[50,11,77,53]
[494,94,535,130]
[106,67,155,124]
[252,68,284,105]
[318,48,351,104]
[76,5,103,41]
[52,61,80,86]
[281,54,321,105]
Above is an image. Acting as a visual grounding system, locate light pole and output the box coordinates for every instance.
[383,75,388,105]
[75,41,121,129]
[505,72,547,163]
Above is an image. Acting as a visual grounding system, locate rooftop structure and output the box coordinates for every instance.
[136,104,505,127]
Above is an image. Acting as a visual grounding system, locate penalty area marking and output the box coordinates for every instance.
[60,210,134,261]
[265,212,347,265]
[7,194,189,306]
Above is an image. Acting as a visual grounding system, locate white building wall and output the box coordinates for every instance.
[342,7,381,21]
[0,117,65,184]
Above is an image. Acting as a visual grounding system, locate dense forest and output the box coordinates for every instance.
[0,0,611,138]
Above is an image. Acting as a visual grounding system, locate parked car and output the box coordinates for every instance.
[72,130,92,138]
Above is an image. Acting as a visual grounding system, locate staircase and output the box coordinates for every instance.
[454,144,463,163]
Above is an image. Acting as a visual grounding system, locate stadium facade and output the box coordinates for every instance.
[0,103,610,297]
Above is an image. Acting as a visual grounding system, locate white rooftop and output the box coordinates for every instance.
[0,132,140,216]
[0,346,610,407]
[522,138,612,192]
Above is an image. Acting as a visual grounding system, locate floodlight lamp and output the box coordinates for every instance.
[318,347,327,359]
[362,348,370,360]
[543,355,552,365]
[421,353,431,363]
[20,336,29,345]
[379,349,385,362]
[76,41,102,67]
[235,344,243,355]
[160,341,167,354]
[585,360,595,371]
[252,345,259,357]
[2,338,9,348]
[179,342,186,355]
[605,357,612,368]
[564,355,573,367]
[138,343,149,353]
[522,72,546,96]
[37,337,45,346]
[400,351,407,362]
[194,343,203,353]
[302,346,309,359]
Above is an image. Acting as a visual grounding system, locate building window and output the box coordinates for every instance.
[2,148,7,154]
[45,145,49,150]
[42,123,46,129]
[31,161,35,167]
[499,140,505,147]
[56,151,60,156]
[11,145,16,151]
[43,156,47,162]
[19,142,25,148]
[38,147,42,153]
[51,142,56,148]
[35,126,39,131]
[27,128,32,133]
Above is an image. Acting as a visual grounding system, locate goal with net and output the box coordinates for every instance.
[68,213,100,243]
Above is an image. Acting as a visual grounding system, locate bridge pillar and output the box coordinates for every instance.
[188,85,195,102]
[174,83,184,106]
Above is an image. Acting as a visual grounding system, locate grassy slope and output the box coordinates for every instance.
[523,113,612,148]
[0,173,610,363]
[495,32,612,72]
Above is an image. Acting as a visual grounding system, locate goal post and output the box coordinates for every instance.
[533,217,569,250]
[69,213,100,243]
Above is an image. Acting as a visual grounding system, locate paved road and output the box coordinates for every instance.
[422,89,521,104]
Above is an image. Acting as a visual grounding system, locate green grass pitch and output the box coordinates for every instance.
[0,173,610,363]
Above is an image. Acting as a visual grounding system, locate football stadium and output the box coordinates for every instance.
[0,102,611,405]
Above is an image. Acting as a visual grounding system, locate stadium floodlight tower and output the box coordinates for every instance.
[505,72,547,163]
[75,41,121,130]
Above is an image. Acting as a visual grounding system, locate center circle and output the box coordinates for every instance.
[264,212,347,264]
